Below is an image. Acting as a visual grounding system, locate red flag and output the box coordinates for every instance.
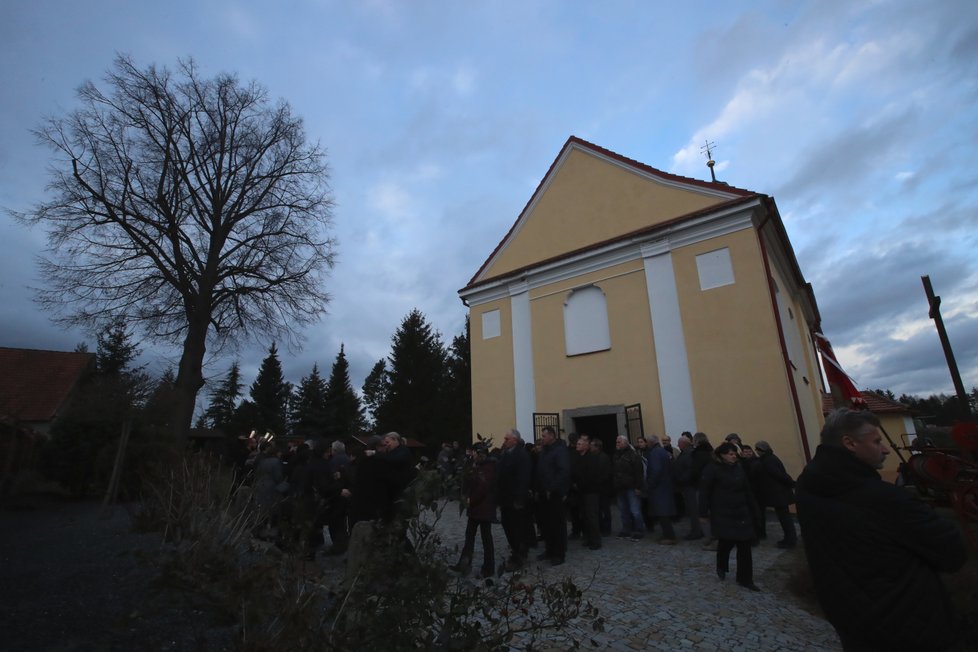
[814,332,867,410]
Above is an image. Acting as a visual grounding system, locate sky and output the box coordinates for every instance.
[1,0,977,408]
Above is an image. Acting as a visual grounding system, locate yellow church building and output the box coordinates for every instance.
[458,136,827,478]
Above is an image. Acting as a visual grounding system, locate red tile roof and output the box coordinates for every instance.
[821,390,910,415]
[463,135,759,290]
[0,347,96,423]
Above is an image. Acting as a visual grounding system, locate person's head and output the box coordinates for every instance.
[646,434,661,447]
[615,435,629,450]
[677,433,692,450]
[590,439,603,454]
[382,432,402,450]
[715,442,739,464]
[692,432,710,447]
[331,440,346,456]
[635,437,648,450]
[575,434,590,453]
[820,409,889,469]
[754,440,772,455]
[502,428,522,450]
[662,435,672,447]
[541,426,557,446]
[725,433,742,445]
[740,445,756,459]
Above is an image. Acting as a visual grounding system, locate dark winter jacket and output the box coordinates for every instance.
[612,447,644,492]
[673,446,695,487]
[699,459,758,541]
[379,444,417,519]
[496,444,532,508]
[756,450,796,507]
[535,439,571,496]
[796,444,967,651]
[689,442,714,486]
[644,443,676,517]
[572,451,605,495]
[349,453,386,524]
[463,457,498,522]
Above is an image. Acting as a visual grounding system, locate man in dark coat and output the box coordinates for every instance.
[796,409,967,651]
[644,435,678,544]
[378,431,417,521]
[535,426,571,565]
[613,435,646,541]
[673,433,704,539]
[497,428,532,572]
[753,440,797,548]
[324,440,352,554]
[571,435,604,550]
[345,436,386,525]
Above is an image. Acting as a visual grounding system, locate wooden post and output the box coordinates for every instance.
[101,417,132,516]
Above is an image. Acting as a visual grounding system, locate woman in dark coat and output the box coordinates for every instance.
[451,444,498,578]
[699,442,761,591]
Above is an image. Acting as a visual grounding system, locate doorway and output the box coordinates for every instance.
[572,413,619,458]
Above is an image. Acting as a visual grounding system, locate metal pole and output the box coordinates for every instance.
[921,275,972,420]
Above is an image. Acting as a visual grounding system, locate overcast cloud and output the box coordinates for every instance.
[1,0,976,408]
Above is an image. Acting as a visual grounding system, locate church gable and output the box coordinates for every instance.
[470,136,753,285]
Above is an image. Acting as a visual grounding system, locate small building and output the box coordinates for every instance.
[459,137,826,478]
[0,347,96,435]
[0,347,96,496]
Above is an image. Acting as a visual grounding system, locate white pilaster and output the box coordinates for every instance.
[642,242,697,434]
[509,282,536,439]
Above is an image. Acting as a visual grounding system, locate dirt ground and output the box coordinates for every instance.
[0,495,235,651]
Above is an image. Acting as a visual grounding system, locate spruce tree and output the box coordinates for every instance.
[292,363,329,439]
[443,318,472,443]
[376,309,447,444]
[203,362,243,433]
[323,344,366,439]
[249,343,290,437]
[362,359,389,431]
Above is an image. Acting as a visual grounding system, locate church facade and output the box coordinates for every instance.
[459,136,826,477]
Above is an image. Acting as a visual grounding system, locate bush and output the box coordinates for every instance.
[135,456,601,650]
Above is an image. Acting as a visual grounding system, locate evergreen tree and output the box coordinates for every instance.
[323,344,366,439]
[376,309,447,444]
[443,318,472,443]
[362,359,389,431]
[203,362,243,433]
[292,363,329,439]
[96,319,141,377]
[249,343,290,436]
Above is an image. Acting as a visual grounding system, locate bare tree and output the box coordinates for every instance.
[16,55,336,439]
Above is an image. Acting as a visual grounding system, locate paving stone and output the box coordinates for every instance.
[425,502,843,651]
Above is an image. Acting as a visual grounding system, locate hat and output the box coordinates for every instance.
[755,440,772,453]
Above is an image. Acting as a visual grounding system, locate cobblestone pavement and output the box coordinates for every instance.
[429,503,842,652]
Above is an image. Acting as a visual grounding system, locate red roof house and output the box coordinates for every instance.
[0,347,96,434]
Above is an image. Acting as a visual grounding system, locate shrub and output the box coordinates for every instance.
[135,455,601,650]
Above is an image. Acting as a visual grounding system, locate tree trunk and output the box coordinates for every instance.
[172,318,209,441]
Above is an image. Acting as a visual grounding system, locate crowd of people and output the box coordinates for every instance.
[443,425,803,594]
[240,431,417,559]
[233,409,969,651]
